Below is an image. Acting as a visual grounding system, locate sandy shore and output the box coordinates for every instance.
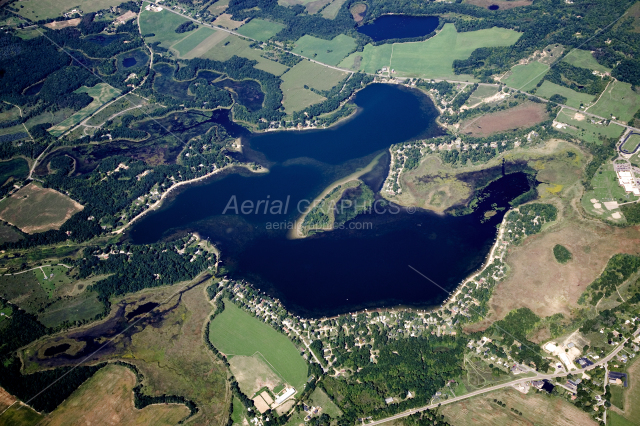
[114,163,267,234]
[287,152,385,240]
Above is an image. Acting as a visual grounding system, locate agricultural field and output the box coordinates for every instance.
[292,34,357,66]
[14,0,126,20]
[236,19,285,42]
[308,388,342,418]
[587,80,640,122]
[441,388,597,426]
[280,60,347,112]
[463,0,532,9]
[503,61,548,91]
[622,133,640,153]
[201,35,289,75]
[209,299,308,390]
[0,158,28,186]
[321,0,349,19]
[139,8,200,49]
[536,81,595,109]
[38,291,105,328]
[41,364,190,426]
[581,163,636,221]
[0,183,83,234]
[0,403,43,426]
[464,85,500,107]
[208,0,231,16]
[172,27,217,57]
[339,43,392,73]
[0,222,22,244]
[555,108,625,145]
[350,24,522,80]
[460,102,548,137]
[562,49,611,73]
[212,13,245,29]
[48,83,120,137]
[34,265,73,297]
[229,353,284,396]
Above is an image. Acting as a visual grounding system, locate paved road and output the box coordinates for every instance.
[364,327,639,425]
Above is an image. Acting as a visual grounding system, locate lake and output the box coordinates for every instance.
[357,15,440,42]
[129,84,530,317]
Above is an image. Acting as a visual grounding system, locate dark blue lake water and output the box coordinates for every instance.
[357,15,440,42]
[129,84,530,317]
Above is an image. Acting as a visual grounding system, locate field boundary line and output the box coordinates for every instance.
[584,78,613,112]
[252,350,289,386]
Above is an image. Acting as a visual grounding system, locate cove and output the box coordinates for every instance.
[357,15,440,42]
[129,84,529,317]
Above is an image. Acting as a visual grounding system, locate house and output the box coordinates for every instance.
[384,397,394,404]
[608,372,628,387]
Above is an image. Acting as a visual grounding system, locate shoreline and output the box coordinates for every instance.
[114,163,268,235]
[287,152,385,240]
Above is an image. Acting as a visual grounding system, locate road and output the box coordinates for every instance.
[364,327,639,425]
[2,263,71,276]
[283,319,329,373]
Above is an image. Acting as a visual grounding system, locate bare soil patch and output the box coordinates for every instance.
[0,386,17,412]
[441,387,597,426]
[350,3,367,23]
[213,13,245,29]
[460,102,548,137]
[464,0,532,10]
[41,364,189,426]
[44,18,81,29]
[0,183,83,234]
[229,354,282,396]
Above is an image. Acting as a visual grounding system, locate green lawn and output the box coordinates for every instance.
[280,60,348,112]
[610,385,625,410]
[555,109,625,145]
[350,24,521,80]
[292,34,357,66]
[34,265,72,297]
[172,27,217,57]
[622,133,640,153]
[609,411,636,426]
[231,397,247,425]
[581,163,636,221]
[139,9,199,49]
[321,0,349,19]
[339,43,392,73]
[236,19,285,41]
[48,83,120,137]
[0,158,28,186]
[536,81,595,108]
[200,34,289,76]
[588,80,640,122]
[465,85,500,106]
[0,403,43,426]
[503,61,549,91]
[309,388,342,418]
[38,292,105,328]
[209,300,308,390]
[15,0,126,20]
[562,49,611,73]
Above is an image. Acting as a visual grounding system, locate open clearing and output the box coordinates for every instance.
[0,183,83,234]
[44,18,81,29]
[562,49,611,73]
[0,158,28,186]
[280,60,348,112]
[309,388,342,418]
[555,108,625,144]
[292,34,357,66]
[236,19,285,41]
[460,102,548,136]
[41,364,190,426]
[503,61,548,91]
[348,24,521,80]
[582,163,638,219]
[622,133,640,153]
[0,403,43,425]
[212,13,245,29]
[201,34,289,76]
[587,80,640,122]
[616,355,640,424]
[463,0,532,9]
[465,85,500,107]
[536,81,595,109]
[321,0,349,19]
[229,354,284,396]
[15,0,125,20]
[172,27,217,57]
[441,388,597,426]
[139,8,200,49]
[48,83,120,137]
[209,299,308,390]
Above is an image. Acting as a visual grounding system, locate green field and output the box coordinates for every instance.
[588,80,640,122]
[172,27,217,57]
[347,24,521,80]
[622,133,640,153]
[0,158,28,186]
[610,385,625,410]
[34,265,72,296]
[280,60,348,112]
[309,388,342,418]
[321,0,349,19]
[139,9,199,48]
[609,411,636,426]
[48,83,120,137]
[339,43,392,73]
[236,19,285,41]
[292,34,357,66]
[209,300,308,390]
[581,163,635,220]
[0,403,43,426]
[38,291,105,328]
[465,85,500,106]
[201,35,289,75]
[562,49,611,73]
[15,0,126,20]
[537,80,596,108]
[503,61,549,91]
[555,109,625,144]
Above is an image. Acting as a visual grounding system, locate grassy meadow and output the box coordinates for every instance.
[465,85,500,106]
[236,19,285,41]
[536,81,595,108]
[139,9,199,48]
[279,60,347,112]
[209,299,308,390]
[503,61,548,91]
[0,158,28,186]
[172,27,217,57]
[200,34,289,75]
[292,34,357,66]
[321,0,349,19]
[15,0,125,20]
[562,49,611,73]
[587,80,640,122]
[622,133,640,152]
[555,108,625,145]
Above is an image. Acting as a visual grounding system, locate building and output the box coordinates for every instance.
[384,397,394,404]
